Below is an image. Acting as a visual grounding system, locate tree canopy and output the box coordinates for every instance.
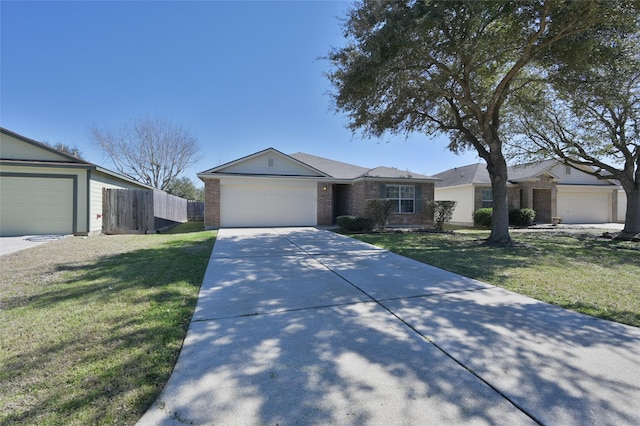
[510,34,640,236]
[327,0,639,245]
[90,116,200,190]
[166,176,205,202]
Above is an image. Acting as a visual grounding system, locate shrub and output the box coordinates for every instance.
[473,208,493,228]
[336,215,373,232]
[509,208,536,227]
[364,199,396,231]
[425,200,457,231]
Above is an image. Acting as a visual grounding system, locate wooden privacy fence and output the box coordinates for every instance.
[103,189,187,234]
[187,201,204,221]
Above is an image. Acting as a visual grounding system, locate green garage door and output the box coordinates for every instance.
[0,176,75,236]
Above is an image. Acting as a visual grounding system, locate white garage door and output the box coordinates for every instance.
[557,189,610,223]
[220,178,317,227]
[0,176,74,236]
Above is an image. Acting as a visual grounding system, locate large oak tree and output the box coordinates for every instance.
[327,0,637,245]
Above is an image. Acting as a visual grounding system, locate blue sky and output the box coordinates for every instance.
[1,0,481,184]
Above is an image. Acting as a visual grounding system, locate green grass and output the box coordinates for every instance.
[350,230,640,327]
[0,223,216,425]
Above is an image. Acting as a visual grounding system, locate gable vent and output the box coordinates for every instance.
[268,157,275,168]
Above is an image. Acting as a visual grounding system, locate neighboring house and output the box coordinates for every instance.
[0,127,153,236]
[197,148,438,228]
[434,160,626,226]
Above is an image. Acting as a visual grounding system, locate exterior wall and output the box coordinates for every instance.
[0,131,71,162]
[0,164,89,235]
[550,163,610,185]
[435,185,474,225]
[317,182,333,226]
[203,178,221,229]
[217,151,320,176]
[364,181,434,227]
[618,190,627,222]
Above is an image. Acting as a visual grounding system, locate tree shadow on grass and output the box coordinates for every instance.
[0,234,215,425]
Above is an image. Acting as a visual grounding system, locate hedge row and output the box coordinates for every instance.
[473,208,536,228]
[336,215,373,232]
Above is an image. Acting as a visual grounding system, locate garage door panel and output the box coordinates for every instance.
[557,190,610,223]
[220,179,317,227]
[1,176,74,236]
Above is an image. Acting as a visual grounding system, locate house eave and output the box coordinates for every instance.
[198,172,327,181]
[354,176,439,184]
[199,147,331,178]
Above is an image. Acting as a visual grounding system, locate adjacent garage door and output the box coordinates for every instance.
[0,175,75,236]
[556,187,611,223]
[220,178,317,227]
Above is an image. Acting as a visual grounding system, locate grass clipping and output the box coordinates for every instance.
[0,226,216,425]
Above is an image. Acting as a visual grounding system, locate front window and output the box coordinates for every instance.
[482,189,493,208]
[385,185,415,213]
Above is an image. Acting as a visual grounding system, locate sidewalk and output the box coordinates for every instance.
[138,227,640,425]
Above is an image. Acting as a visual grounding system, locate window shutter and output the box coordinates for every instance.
[415,185,423,212]
[379,184,386,198]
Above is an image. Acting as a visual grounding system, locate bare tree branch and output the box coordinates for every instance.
[90,116,200,190]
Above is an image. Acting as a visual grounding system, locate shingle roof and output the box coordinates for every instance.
[289,152,369,179]
[361,166,433,180]
[507,159,557,181]
[290,152,437,181]
[434,159,560,187]
[434,163,489,187]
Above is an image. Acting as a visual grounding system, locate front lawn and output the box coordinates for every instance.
[0,224,216,425]
[350,229,640,327]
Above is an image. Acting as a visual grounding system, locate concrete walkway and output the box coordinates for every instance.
[138,227,640,426]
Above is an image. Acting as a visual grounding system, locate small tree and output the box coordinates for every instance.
[364,199,396,231]
[52,143,83,159]
[42,141,84,159]
[425,201,457,232]
[166,176,204,201]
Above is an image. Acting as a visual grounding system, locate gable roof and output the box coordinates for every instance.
[1,127,153,190]
[435,159,617,187]
[1,127,89,164]
[200,147,329,177]
[435,161,558,187]
[200,149,438,182]
[290,152,436,181]
[433,163,490,187]
[288,152,369,179]
[508,159,558,182]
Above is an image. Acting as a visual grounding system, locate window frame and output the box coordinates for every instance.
[481,188,493,208]
[385,184,415,214]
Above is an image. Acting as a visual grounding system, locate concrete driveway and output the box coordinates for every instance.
[138,227,640,426]
[0,235,69,256]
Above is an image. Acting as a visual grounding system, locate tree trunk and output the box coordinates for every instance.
[486,152,512,246]
[622,185,640,235]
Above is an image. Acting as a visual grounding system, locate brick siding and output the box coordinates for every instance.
[317,182,333,226]
[204,178,220,229]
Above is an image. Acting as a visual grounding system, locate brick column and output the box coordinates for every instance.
[317,182,333,226]
[204,178,220,229]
